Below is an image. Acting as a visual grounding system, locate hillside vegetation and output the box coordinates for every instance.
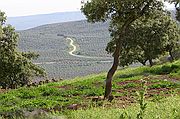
[0,60,179,118]
[19,20,112,79]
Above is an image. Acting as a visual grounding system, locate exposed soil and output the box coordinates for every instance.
[102,75,180,108]
[159,75,180,83]
[44,75,180,109]
[0,89,7,93]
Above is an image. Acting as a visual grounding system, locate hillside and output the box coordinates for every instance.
[0,60,179,118]
[7,11,86,30]
[18,20,114,79]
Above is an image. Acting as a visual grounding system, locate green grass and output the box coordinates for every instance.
[0,60,180,118]
[66,96,180,119]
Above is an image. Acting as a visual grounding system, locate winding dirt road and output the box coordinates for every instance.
[34,37,112,65]
[67,38,112,60]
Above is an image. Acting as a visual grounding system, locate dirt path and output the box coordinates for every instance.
[34,37,112,65]
[67,37,112,61]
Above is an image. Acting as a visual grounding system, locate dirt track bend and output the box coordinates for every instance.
[34,37,112,65]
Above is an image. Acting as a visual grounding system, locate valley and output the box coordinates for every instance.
[18,20,113,79]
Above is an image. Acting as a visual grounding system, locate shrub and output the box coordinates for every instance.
[0,11,46,89]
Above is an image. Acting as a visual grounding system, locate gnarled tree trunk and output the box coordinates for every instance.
[149,59,153,67]
[104,20,136,100]
[104,42,120,99]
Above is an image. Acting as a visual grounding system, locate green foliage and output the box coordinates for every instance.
[136,80,147,119]
[146,61,180,75]
[82,0,179,68]
[106,10,180,67]
[17,89,37,99]
[67,96,180,119]
[0,11,46,89]
[123,83,139,89]
[119,111,131,119]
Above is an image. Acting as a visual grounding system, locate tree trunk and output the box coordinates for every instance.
[142,62,146,66]
[149,59,153,67]
[104,42,120,99]
[169,50,174,61]
[104,18,137,100]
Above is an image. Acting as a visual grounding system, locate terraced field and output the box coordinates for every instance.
[18,20,113,79]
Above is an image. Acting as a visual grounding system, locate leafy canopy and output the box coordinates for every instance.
[106,10,180,66]
[0,11,46,89]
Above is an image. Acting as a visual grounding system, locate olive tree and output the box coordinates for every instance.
[0,11,46,89]
[106,10,180,67]
[81,0,164,99]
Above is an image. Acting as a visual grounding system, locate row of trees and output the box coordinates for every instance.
[81,0,180,100]
[0,11,46,89]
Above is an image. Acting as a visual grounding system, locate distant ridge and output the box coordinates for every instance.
[7,11,86,30]
[7,9,178,31]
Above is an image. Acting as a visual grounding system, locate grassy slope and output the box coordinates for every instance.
[67,96,180,119]
[0,60,180,118]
